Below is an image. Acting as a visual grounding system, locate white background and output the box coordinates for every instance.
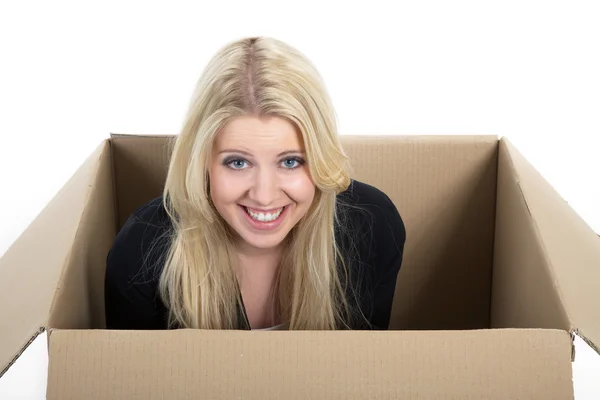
[1,1,599,398]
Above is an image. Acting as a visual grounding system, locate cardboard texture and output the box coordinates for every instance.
[1,134,599,399]
[47,329,573,400]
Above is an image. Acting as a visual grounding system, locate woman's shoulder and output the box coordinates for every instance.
[123,195,172,228]
[104,196,173,329]
[336,180,406,329]
[336,179,406,276]
[106,196,173,284]
[337,179,405,236]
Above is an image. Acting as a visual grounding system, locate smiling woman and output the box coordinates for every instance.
[210,115,315,254]
[104,36,406,331]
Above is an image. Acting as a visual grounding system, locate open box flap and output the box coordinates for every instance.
[0,141,108,377]
[46,328,573,400]
[502,137,600,355]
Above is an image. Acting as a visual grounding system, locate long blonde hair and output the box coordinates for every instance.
[159,36,354,330]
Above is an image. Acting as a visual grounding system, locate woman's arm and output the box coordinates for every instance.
[104,249,167,330]
[104,199,171,330]
[369,194,406,330]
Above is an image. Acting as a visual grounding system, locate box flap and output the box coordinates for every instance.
[47,328,573,399]
[490,139,571,333]
[0,141,108,377]
[502,137,600,355]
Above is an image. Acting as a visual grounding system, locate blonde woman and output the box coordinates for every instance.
[104,36,406,331]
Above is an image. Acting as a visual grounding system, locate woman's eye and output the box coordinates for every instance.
[227,159,247,169]
[282,158,303,169]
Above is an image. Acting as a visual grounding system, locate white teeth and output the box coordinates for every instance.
[245,207,284,222]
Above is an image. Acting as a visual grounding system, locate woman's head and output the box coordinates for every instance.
[209,114,315,255]
[160,36,354,329]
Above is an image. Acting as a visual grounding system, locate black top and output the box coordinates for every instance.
[104,179,406,330]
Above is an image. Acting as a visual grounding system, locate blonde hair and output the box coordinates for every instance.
[159,36,354,330]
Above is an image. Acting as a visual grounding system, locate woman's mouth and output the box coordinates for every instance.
[238,205,289,231]
[244,206,284,222]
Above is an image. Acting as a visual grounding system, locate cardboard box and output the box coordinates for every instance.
[0,134,598,399]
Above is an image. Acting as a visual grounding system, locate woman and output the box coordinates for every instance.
[104,36,406,331]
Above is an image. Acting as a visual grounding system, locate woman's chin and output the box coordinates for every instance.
[236,231,287,252]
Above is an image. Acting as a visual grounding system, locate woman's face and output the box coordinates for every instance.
[209,115,315,254]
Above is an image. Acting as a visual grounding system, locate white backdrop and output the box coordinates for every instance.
[0,1,598,398]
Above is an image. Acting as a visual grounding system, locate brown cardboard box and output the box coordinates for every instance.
[0,134,598,399]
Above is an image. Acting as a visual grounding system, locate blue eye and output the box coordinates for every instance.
[223,156,304,170]
[225,159,248,169]
[281,157,304,169]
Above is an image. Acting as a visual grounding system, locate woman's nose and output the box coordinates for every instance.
[248,168,279,206]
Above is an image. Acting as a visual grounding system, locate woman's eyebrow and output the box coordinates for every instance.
[218,149,305,157]
[218,148,252,156]
[276,150,305,157]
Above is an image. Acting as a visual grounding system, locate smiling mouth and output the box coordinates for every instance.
[242,206,285,222]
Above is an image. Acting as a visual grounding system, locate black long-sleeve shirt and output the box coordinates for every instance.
[104,179,406,330]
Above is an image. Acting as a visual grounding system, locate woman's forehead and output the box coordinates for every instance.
[215,115,304,153]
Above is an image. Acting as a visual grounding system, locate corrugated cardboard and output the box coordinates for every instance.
[46,329,573,399]
[1,134,598,399]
